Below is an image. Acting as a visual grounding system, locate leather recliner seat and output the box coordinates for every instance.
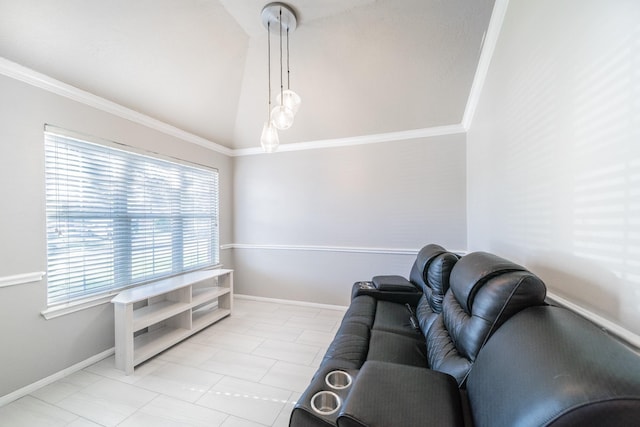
[321,244,457,370]
[426,251,547,384]
[367,251,547,374]
[291,246,640,427]
[370,244,459,337]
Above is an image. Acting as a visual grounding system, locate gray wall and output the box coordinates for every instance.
[233,134,467,306]
[0,74,234,397]
[467,0,640,336]
[0,70,467,399]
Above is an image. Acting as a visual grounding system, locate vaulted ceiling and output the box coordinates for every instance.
[0,0,495,149]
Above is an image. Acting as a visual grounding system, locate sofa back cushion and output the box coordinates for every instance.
[426,251,546,384]
[410,245,459,334]
[467,306,640,427]
[408,244,447,292]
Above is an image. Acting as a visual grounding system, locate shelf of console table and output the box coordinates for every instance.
[112,268,233,374]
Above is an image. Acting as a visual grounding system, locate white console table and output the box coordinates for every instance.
[111,268,233,374]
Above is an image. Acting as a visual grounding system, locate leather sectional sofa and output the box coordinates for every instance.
[290,244,640,427]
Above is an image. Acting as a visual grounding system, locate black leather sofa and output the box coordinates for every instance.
[290,244,640,427]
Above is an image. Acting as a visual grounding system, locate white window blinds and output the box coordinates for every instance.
[44,129,219,305]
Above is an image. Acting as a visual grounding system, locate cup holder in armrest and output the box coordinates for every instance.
[356,281,375,289]
[326,370,352,390]
[291,365,359,426]
[311,390,341,416]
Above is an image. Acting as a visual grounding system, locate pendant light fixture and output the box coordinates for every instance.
[260,19,279,152]
[260,2,301,152]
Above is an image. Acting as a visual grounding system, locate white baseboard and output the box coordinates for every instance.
[234,294,348,312]
[0,348,114,407]
[3,292,636,408]
[236,293,640,350]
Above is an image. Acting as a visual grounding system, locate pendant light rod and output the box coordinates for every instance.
[267,21,271,119]
[261,2,298,97]
[286,28,291,89]
[279,8,284,104]
[260,2,299,151]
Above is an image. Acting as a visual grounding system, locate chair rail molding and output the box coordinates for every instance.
[0,271,46,289]
[546,291,640,350]
[227,243,468,256]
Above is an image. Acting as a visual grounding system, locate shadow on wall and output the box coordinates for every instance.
[527,252,620,322]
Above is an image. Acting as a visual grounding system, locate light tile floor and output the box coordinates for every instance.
[0,299,345,427]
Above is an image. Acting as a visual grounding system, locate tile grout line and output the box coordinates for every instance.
[1,300,346,426]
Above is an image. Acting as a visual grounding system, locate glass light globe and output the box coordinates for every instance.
[260,122,279,153]
[276,90,302,115]
[271,105,294,130]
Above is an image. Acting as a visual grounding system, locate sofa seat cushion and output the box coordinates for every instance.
[371,301,420,338]
[322,321,371,369]
[342,295,376,328]
[337,361,465,427]
[366,330,428,367]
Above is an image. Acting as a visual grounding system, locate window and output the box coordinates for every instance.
[44,127,219,305]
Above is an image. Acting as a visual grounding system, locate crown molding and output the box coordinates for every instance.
[462,0,510,130]
[232,124,467,156]
[2,0,508,161]
[0,57,234,157]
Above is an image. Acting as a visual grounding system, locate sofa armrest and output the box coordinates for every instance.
[352,277,421,305]
[371,275,416,292]
[291,364,361,427]
[466,306,640,427]
[337,361,465,427]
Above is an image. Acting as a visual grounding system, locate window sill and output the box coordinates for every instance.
[41,264,224,320]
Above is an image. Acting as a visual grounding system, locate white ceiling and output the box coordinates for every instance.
[220,0,379,38]
[0,0,495,149]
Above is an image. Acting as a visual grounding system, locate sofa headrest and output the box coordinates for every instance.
[426,252,459,298]
[427,252,547,382]
[412,244,459,298]
[449,252,528,314]
[414,244,448,279]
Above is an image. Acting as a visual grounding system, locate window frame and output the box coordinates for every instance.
[42,125,220,315]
